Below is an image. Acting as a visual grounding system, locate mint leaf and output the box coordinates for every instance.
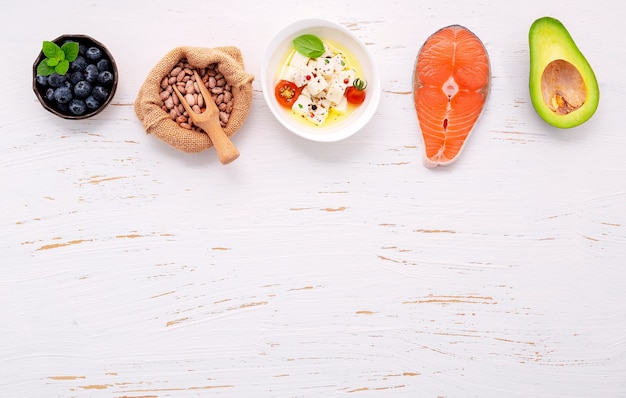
[38,39,79,77]
[37,60,56,76]
[293,34,325,58]
[55,59,70,75]
[42,41,60,58]
[61,42,79,62]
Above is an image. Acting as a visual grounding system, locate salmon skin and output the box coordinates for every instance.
[413,25,490,168]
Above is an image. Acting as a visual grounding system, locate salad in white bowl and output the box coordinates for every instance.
[275,34,367,126]
[262,19,380,142]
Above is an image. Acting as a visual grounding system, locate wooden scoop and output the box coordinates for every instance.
[172,70,240,164]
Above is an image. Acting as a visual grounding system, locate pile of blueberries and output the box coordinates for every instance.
[35,41,116,117]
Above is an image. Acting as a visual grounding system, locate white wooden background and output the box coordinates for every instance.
[2,0,625,397]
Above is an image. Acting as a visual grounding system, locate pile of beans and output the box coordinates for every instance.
[159,60,234,131]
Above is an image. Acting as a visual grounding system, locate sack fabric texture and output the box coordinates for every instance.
[134,46,254,153]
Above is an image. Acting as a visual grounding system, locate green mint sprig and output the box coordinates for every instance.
[36,40,79,76]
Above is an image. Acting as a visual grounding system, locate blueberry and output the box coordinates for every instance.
[54,86,73,103]
[69,99,87,115]
[70,56,87,72]
[36,75,48,87]
[85,95,101,110]
[74,80,92,98]
[79,44,87,56]
[98,71,114,85]
[45,88,55,101]
[57,102,69,113]
[84,64,99,83]
[92,86,109,102]
[85,46,102,61]
[47,73,66,88]
[96,58,110,72]
[70,71,83,85]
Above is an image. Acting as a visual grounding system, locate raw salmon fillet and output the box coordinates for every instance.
[413,25,490,168]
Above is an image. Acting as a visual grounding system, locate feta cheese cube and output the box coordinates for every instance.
[291,94,312,119]
[313,99,331,124]
[306,75,328,96]
[289,51,310,68]
[290,66,310,87]
[333,96,348,114]
[325,79,346,105]
[316,57,335,77]
[280,65,298,82]
[340,69,356,87]
[332,54,347,74]
[321,44,333,58]
[291,94,331,126]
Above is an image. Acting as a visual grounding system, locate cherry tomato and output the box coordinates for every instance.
[275,80,301,107]
[345,78,367,105]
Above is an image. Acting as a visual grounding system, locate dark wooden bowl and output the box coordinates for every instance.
[32,34,118,119]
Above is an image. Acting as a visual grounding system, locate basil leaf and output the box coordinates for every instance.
[293,34,325,58]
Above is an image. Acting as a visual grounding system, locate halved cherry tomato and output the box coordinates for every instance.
[275,80,301,108]
[345,78,367,105]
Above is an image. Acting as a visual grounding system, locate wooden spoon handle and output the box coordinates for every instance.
[172,81,239,165]
[195,119,240,165]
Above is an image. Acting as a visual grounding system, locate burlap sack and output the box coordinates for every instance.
[134,46,254,153]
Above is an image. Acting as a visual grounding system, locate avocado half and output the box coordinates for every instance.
[529,17,599,128]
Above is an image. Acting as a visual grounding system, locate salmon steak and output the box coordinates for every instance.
[413,25,490,168]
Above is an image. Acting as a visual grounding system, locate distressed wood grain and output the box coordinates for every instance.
[1,0,625,397]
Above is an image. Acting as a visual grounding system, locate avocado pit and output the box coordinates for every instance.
[541,59,586,116]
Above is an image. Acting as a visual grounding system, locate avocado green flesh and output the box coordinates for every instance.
[529,17,599,128]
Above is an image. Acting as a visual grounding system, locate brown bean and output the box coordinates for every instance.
[184,94,195,106]
[219,112,229,124]
[170,66,182,77]
[164,97,174,109]
[185,80,195,94]
[160,59,236,131]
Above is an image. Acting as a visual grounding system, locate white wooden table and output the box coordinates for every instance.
[2,1,625,397]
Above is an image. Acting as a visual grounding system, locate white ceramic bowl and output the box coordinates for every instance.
[261,18,380,142]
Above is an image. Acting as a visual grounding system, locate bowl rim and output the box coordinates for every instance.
[261,18,380,142]
[32,34,118,120]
